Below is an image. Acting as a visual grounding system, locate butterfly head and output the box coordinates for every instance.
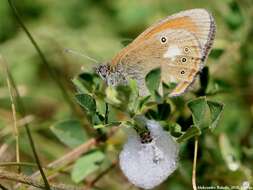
[94,63,127,86]
[94,63,111,81]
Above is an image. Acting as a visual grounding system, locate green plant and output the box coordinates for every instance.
[50,67,224,189]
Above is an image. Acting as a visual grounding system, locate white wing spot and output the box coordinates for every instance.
[163,45,181,61]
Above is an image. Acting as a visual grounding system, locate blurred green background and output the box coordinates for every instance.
[0,0,253,189]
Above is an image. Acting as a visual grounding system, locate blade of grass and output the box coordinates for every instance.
[6,76,20,173]
[0,56,51,190]
[7,0,77,116]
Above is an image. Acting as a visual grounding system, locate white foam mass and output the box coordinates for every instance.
[119,120,179,189]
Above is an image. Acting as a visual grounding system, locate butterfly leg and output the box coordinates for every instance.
[169,81,191,97]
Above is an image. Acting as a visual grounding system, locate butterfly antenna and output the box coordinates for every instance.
[64,48,99,64]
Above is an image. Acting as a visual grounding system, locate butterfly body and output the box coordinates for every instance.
[96,9,216,97]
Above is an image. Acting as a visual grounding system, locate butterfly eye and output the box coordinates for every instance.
[181,57,187,63]
[160,36,167,44]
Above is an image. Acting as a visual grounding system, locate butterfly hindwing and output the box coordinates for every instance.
[110,9,216,96]
[118,29,202,96]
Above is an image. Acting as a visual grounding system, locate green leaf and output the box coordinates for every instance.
[94,124,105,129]
[51,120,87,148]
[169,123,183,137]
[157,102,171,120]
[129,79,139,97]
[75,93,96,114]
[72,77,88,94]
[145,109,158,120]
[92,113,104,125]
[78,73,95,92]
[95,99,106,118]
[162,82,177,96]
[145,67,161,94]
[71,151,105,183]
[177,126,201,143]
[116,85,131,107]
[154,90,163,103]
[128,79,139,113]
[207,100,224,131]
[105,86,121,106]
[133,115,149,135]
[138,95,151,110]
[187,97,207,127]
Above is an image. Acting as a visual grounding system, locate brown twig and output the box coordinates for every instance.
[0,170,82,190]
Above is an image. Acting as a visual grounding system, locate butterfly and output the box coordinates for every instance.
[95,9,216,97]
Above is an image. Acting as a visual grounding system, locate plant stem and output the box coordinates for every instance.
[28,127,118,183]
[192,138,199,190]
[105,103,109,124]
[0,56,51,190]
[7,0,77,115]
[84,161,117,190]
[0,162,37,168]
[6,77,20,173]
[29,138,97,180]
[0,170,82,190]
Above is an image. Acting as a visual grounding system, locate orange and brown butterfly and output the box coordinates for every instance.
[95,9,216,97]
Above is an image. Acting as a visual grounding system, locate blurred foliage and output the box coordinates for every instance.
[0,0,253,189]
